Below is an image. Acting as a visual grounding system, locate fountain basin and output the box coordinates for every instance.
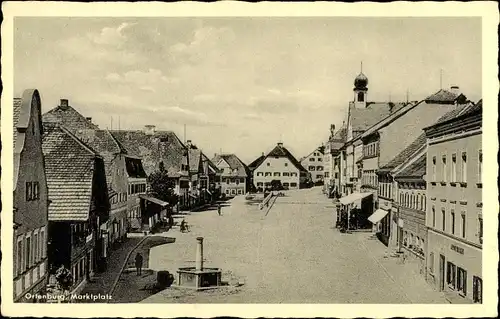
[176,267,222,290]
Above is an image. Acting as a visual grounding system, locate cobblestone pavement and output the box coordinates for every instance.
[79,237,142,299]
[141,187,447,303]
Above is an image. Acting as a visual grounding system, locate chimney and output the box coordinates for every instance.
[277,142,283,147]
[330,124,335,137]
[86,117,92,123]
[450,86,460,96]
[143,125,156,135]
[261,152,265,157]
[186,140,192,148]
[60,99,69,110]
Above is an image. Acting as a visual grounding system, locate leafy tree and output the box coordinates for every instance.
[148,166,179,207]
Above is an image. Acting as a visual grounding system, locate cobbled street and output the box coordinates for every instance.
[143,187,447,303]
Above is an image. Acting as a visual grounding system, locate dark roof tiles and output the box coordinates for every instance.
[13,98,22,147]
[110,130,187,177]
[266,144,308,172]
[212,154,248,177]
[42,125,98,221]
[43,104,99,130]
[380,103,473,172]
[350,102,406,132]
[396,154,426,178]
[424,89,466,104]
[188,149,202,172]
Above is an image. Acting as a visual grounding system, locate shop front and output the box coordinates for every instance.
[426,229,482,304]
[338,192,373,231]
[369,198,393,246]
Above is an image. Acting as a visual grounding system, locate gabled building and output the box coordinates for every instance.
[340,69,408,198]
[376,104,473,248]
[394,153,427,271]
[13,89,49,302]
[247,153,266,193]
[43,99,143,242]
[42,123,110,293]
[323,124,347,197]
[423,100,483,304]
[300,146,325,184]
[110,125,190,211]
[359,89,469,229]
[186,142,219,207]
[212,153,249,196]
[201,152,220,201]
[252,142,308,191]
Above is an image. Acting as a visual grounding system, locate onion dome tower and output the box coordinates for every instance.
[353,62,368,108]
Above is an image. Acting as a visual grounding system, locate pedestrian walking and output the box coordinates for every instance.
[217,203,222,216]
[135,252,143,276]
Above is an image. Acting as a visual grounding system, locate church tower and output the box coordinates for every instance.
[353,62,368,108]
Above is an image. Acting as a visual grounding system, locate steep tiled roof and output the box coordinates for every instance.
[70,129,122,180]
[13,98,22,147]
[422,102,475,131]
[14,90,44,190]
[201,152,219,174]
[350,102,406,133]
[188,149,202,173]
[380,103,473,173]
[380,133,427,171]
[332,126,347,142]
[266,144,308,172]
[212,154,248,177]
[42,124,98,221]
[395,153,426,178]
[462,99,482,115]
[110,130,188,177]
[42,103,99,130]
[248,154,266,171]
[424,89,467,104]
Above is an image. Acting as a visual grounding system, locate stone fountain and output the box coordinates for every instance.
[176,237,222,290]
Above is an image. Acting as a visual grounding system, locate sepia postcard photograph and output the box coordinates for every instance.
[1,1,498,318]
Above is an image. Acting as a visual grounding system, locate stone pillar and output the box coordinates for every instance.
[196,237,204,271]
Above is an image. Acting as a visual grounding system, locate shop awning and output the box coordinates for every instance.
[139,194,169,207]
[339,192,372,205]
[368,209,389,224]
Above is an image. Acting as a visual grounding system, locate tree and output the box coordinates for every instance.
[148,168,179,207]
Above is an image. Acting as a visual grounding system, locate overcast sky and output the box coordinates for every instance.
[14,17,481,163]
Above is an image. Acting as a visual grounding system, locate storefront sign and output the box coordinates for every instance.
[451,244,464,255]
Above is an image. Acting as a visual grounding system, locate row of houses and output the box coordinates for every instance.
[323,70,483,304]
[12,89,251,301]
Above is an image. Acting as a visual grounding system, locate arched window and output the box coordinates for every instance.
[357,92,364,102]
[416,194,420,210]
